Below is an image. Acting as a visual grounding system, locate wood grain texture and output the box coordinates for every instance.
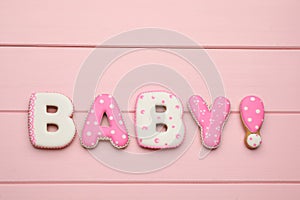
[0,0,299,47]
[1,113,299,182]
[1,0,299,197]
[0,48,299,111]
[1,184,300,199]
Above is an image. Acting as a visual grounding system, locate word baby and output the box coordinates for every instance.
[28,91,231,150]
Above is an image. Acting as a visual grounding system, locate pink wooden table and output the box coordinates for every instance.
[0,0,300,199]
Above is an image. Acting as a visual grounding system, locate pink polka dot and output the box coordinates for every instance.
[171,125,175,128]
[169,116,173,120]
[253,143,257,147]
[249,137,252,140]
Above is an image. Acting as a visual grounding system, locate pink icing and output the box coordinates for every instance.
[28,93,36,145]
[240,96,264,133]
[81,94,129,149]
[188,96,231,149]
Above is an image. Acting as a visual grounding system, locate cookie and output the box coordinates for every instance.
[135,91,185,149]
[28,92,76,149]
[80,94,129,149]
[188,96,230,149]
[240,95,264,149]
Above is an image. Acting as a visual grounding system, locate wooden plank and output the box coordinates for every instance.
[1,112,299,182]
[1,184,300,200]
[0,48,299,111]
[0,0,299,46]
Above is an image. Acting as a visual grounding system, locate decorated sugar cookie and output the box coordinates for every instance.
[188,96,231,149]
[240,95,264,149]
[81,94,129,149]
[28,92,76,149]
[135,91,185,149]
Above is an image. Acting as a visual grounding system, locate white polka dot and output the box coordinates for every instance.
[122,134,126,139]
[244,106,248,111]
[91,109,94,113]
[115,141,119,144]
[248,118,252,122]
[86,121,90,125]
[86,131,92,136]
[256,109,260,114]
[250,97,256,101]
[98,132,102,135]
[119,120,123,125]
[255,125,259,130]
[109,116,113,120]
[111,130,115,134]
[109,104,114,109]
[91,142,95,145]
[99,99,104,104]
[94,121,98,125]
[201,119,204,123]
[108,95,112,98]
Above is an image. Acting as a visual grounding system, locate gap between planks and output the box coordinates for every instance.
[1,44,300,50]
[1,181,300,185]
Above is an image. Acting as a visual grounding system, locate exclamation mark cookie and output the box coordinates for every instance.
[240,96,264,149]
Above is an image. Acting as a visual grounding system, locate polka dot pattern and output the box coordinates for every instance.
[246,133,262,148]
[135,91,185,149]
[81,94,129,149]
[28,93,37,145]
[188,95,231,149]
[240,95,264,133]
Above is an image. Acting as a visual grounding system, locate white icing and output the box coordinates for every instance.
[32,93,75,148]
[135,91,185,149]
[246,133,261,148]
